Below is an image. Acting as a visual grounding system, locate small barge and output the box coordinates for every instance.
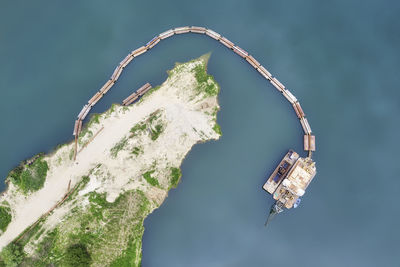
[263,150,316,223]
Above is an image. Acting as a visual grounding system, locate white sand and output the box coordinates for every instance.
[0,58,220,250]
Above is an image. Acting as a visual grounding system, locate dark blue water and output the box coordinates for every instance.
[1,1,399,266]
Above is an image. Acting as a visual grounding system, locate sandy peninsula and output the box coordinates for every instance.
[0,55,221,266]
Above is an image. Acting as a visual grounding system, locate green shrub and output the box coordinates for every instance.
[193,64,219,97]
[110,137,128,158]
[131,146,142,156]
[91,114,101,124]
[63,243,91,267]
[0,243,24,267]
[0,206,11,232]
[148,111,160,124]
[142,171,159,187]
[169,168,182,189]
[35,229,58,260]
[130,122,146,136]
[213,124,222,135]
[88,192,110,220]
[150,124,164,141]
[109,238,139,267]
[8,156,49,194]
[88,192,109,208]
[194,64,208,83]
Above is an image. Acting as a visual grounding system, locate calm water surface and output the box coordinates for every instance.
[0,1,399,266]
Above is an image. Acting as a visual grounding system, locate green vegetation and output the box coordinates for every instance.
[69,148,75,160]
[78,113,102,144]
[5,190,151,266]
[0,175,93,266]
[130,122,146,137]
[33,229,59,264]
[63,243,92,267]
[110,137,128,158]
[78,104,119,144]
[91,114,101,124]
[109,224,143,267]
[129,110,165,142]
[167,54,209,77]
[194,64,208,83]
[122,106,130,112]
[148,111,160,124]
[0,243,24,267]
[169,167,182,189]
[151,124,164,141]
[131,146,143,156]
[106,103,118,117]
[0,206,11,232]
[79,104,119,143]
[213,123,222,135]
[13,218,46,251]
[192,64,220,97]
[8,156,49,194]
[63,176,91,205]
[148,110,164,141]
[88,192,110,220]
[78,129,93,145]
[212,106,219,117]
[142,170,159,187]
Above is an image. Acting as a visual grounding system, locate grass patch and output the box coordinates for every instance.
[193,64,219,97]
[150,124,164,141]
[78,112,102,144]
[34,228,46,241]
[212,106,219,117]
[0,243,24,267]
[33,229,61,264]
[0,206,11,232]
[91,114,101,124]
[213,123,222,135]
[109,224,143,267]
[148,111,160,124]
[88,192,109,207]
[194,64,208,83]
[78,129,93,145]
[109,104,117,114]
[24,190,151,266]
[1,175,93,266]
[110,137,128,158]
[142,170,159,187]
[13,218,46,249]
[169,167,182,189]
[63,243,92,267]
[62,176,91,206]
[131,146,143,156]
[130,122,146,137]
[105,103,119,118]
[130,110,165,141]
[7,156,49,194]
[148,110,164,141]
[88,192,110,220]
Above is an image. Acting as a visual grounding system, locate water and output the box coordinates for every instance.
[1,1,399,266]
